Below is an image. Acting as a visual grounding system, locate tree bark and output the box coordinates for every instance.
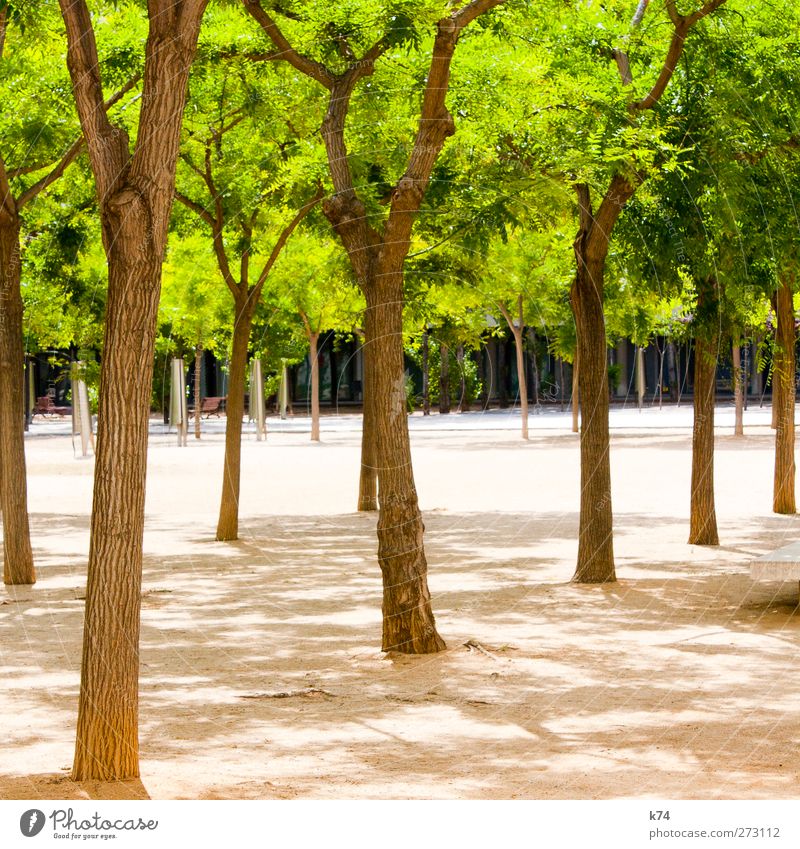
[456,344,466,412]
[773,277,795,514]
[636,345,646,408]
[666,340,679,402]
[216,302,253,540]
[0,214,35,585]
[357,312,378,511]
[571,253,615,582]
[421,330,430,415]
[732,339,743,437]
[73,205,166,779]
[529,329,540,407]
[369,280,445,653]
[439,342,450,414]
[512,329,528,439]
[194,344,202,440]
[61,0,208,781]
[568,178,641,584]
[499,298,528,439]
[497,338,508,408]
[309,331,320,441]
[689,336,719,544]
[571,354,579,434]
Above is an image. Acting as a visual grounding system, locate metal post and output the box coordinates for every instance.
[250,357,266,441]
[170,357,187,446]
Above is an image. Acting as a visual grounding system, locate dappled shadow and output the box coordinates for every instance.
[4,504,800,799]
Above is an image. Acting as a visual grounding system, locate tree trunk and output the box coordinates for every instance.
[194,344,202,440]
[421,330,430,415]
[216,303,253,541]
[666,340,679,402]
[309,331,320,442]
[636,345,646,409]
[512,328,528,440]
[357,312,378,511]
[456,344,466,412]
[61,0,208,782]
[0,214,35,585]
[529,330,540,407]
[771,293,779,429]
[732,340,744,437]
[497,338,508,408]
[571,253,615,583]
[571,354,579,434]
[368,280,445,654]
[773,277,796,514]
[72,201,163,780]
[689,337,719,545]
[439,342,450,414]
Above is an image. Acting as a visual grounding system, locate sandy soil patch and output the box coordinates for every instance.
[2,416,799,799]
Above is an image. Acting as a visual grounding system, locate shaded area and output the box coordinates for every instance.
[3,502,800,799]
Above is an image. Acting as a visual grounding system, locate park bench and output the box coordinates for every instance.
[750,542,800,600]
[33,395,72,418]
[200,396,226,417]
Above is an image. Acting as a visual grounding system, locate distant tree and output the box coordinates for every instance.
[159,233,229,439]
[0,5,133,585]
[265,233,363,441]
[174,42,322,539]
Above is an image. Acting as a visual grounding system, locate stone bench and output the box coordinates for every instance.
[750,543,800,597]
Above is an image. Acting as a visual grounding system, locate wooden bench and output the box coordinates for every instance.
[33,395,72,418]
[200,396,226,417]
[750,542,800,599]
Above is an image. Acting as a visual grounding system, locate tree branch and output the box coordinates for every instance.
[17,137,84,209]
[664,0,683,27]
[589,174,640,253]
[179,151,207,183]
[452,0,507,30]
[241,0,335,89]
[17,74,141,208]
[0,7,8,63]
[58,0,130,201]
[212,227,240,299]
[0,155,13,219]
[686,0,727,28]
[240,216,253,289]
[174,189,215,228]
[631,0,727,111]
[251,184,324,298]
[497,300,514,331]
[298,308,312,337]
[383,0,506,256]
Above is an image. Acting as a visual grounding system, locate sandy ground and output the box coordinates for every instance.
[2,408,800,800]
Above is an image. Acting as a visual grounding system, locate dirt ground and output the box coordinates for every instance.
[2,412,800,800]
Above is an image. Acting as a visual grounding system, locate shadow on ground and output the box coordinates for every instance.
[3,509,800,799]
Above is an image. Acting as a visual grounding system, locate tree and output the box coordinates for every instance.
[0,5,129,584]
[492,0,727,578]
[58,0,208,781]
[480,225,574,439]
[265,233,364,441]
[773,276,796,513]
[159,233,229,439]
[174,46,322,539]
[243,0,506,652]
